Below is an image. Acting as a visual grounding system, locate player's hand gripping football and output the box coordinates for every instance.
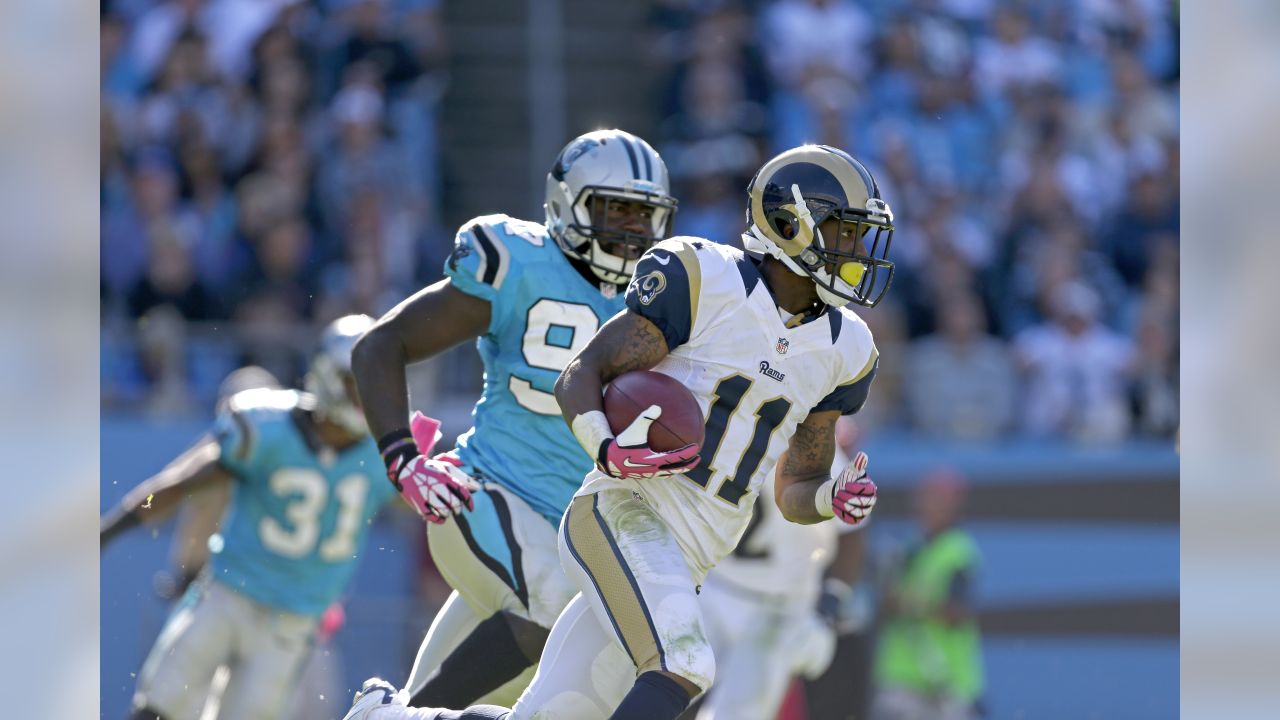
[598,404,700,481]
[380,412,480,524]
[828,451,877,526]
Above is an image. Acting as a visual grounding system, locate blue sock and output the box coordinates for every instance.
[609,671,693,720]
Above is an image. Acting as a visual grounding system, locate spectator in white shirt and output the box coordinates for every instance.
[1015,281,1135,442]
[974,6,1062,97]
[761,0,873,88]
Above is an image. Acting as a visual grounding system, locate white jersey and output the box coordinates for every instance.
[708,444,854,605]
[705,475,838,607]
[577,238,878,577]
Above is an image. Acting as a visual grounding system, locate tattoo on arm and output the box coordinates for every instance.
[597,312,670,383]
[782,412,838,481]
[555,311,671,426]
[776,411,839,524]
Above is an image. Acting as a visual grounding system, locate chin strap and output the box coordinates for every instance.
[753,184,825,278]
[782,301,826,328]
[746,225,810,282]
[790,183,818,247]
[587,238,633,285]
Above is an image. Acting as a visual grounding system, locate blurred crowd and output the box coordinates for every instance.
[651,0,1179,443]
[100,0,448,410]
[101,0,1179,444]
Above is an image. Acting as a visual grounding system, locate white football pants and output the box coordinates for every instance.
[695,577,835,720]
[407,483,576,706]
[506,488,716,719]
[133,579,316,720]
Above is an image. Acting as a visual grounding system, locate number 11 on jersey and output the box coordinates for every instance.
[685,374,792,507]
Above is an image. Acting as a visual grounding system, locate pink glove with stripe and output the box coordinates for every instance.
[382,412,479,524]
[828,451,877,526]
[597,405,700,481]
[393,454,477,523]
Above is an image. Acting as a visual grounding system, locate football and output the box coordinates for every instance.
[603,370,705,452]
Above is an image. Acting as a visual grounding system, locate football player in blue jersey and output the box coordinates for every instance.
[100,315,396,720]
[347,129,680,710]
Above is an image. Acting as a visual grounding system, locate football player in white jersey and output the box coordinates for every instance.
[692,472,863,720]
[697,418,879,720]
[343,144,892,720]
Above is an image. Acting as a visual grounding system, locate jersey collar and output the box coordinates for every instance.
[746,255,833,337]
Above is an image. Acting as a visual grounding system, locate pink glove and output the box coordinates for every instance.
[393,454,478,523]
[410,411,442,456]
[597,404,700,480]
[830,451,877,526]
[318,602,346,642]
[384,411,477,523]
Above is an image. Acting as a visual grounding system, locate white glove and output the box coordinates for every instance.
[789,613,838,680]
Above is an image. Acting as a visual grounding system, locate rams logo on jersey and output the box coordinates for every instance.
[632,270,667,305]
[758,361,786,382]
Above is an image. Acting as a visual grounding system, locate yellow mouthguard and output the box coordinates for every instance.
[838,261,867,286]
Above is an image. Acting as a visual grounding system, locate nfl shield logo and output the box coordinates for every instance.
[775,338,789,355]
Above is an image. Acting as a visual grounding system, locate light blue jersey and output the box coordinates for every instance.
[207,388,394,617]
[444,214,625,524]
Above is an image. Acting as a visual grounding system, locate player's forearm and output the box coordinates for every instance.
[99,485,181,547]
[172,481,232,569]
[777,475,832,525]
[100,503,143,547]
[556,311,673,458]
[554,316,659,427]
[555,354,615,460]
[554,355,607,429]
[351,326,414,441]
[101,440,226,547]
[775,413,841,524]
[354,282,491,442]
[556,310,672,425]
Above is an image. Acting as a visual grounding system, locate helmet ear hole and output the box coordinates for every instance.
[767,209,797,240]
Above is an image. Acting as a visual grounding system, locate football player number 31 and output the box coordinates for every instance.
[259,469,368,561]
[510,299,600,415]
